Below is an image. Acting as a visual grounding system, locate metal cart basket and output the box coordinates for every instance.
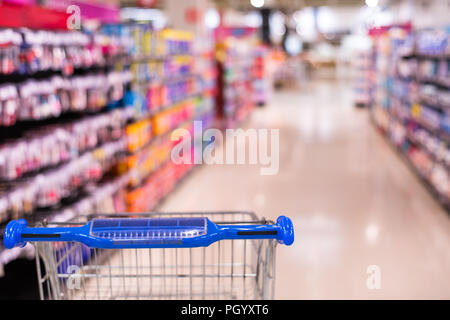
[33,211,278,300]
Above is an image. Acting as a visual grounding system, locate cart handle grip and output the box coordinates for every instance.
[4,216,294,249]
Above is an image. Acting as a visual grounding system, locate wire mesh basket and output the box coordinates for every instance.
[32,211,279,300]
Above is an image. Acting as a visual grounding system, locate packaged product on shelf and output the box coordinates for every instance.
[2,137,127,215]
[126,119,152,153]
[419,105,442,130]
[160,29,193,56]
[442,114,450,136]
[0,108,129,182]
[252,46,269,105]
[216,34,257,128]
[0,85,19,126]
[152,99,195,136]
[21,30,53,73]
[123,83,146,116]
[0,194,8,224]
[125,158,193,213]
[122,135,173,187]
[19,78,63,121]
[0,29,22,75]
[20,29,106,75]
[8,71,129,117]
[396,58,417,79]
[416,29,450,57]
[99,24,134,59]
[430,165,449,197]
[52,76,71,113]
[86,75,108,111]
[70,74,111,112]
[147,81,163,111]
[108,71,132,108]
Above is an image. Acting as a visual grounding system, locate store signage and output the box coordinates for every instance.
[44,0,120,24]
[185,7,202,24]
[0,2,69,29]
[214,26,257,41]
[2,0,36,4]
[138,0,159,7]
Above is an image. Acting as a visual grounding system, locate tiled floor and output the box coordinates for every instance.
[159,77,450,299]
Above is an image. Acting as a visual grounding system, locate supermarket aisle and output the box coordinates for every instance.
[159,77,450,299]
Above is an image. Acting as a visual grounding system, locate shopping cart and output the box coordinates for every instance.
[3,211,294,300]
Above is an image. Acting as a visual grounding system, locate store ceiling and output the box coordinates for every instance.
[211,0,401,12]
[213,0,366,10]
[120,0,400,11]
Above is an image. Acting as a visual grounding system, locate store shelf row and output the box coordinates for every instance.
[0,99,216,266]
[0,108,131,183]
[0,137,127,224]
[126,90,206,123]
[388,105,450,166]
[406,132,450,172]
[129,54,193,63]
[389,101,450,145]
[418,77,450,90]
[131,73,196,86]
[0,24,220,273]
[124,97,212,155]
[0,28,127,78]
[370,26,450,212]
[0,157,201,275]
[0,70,131,127]
[373,119,450,212]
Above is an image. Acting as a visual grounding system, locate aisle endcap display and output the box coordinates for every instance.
[352,41,375,108]
[215,27,260,128]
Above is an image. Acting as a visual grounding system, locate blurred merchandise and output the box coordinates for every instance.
[1,0,449,303]
[349,35,375,107]
[370,26,450,209]
[0,24,217,274]
[0,71,131,126]
[215,27,259,128]
[253,45,269,106]
[0,28,125,76]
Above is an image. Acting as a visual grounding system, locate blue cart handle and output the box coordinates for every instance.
[4,216,294,249]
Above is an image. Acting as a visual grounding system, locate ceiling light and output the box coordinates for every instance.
[204,8,220,29]
[250,0,265,8]
[365,0,379,8]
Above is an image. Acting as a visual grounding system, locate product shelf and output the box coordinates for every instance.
[370,26,450,211]
[0,25,217,273]
[375,122,450,212]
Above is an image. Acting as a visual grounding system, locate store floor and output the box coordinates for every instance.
[159,76,450,299]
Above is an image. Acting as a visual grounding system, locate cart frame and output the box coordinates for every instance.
[33,211,277,300]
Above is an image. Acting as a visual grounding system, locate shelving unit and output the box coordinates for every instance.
[371,26,450,211]
[215,27,258,129]
[352,45,375,108]
[0,28,132,276]
[0,25,217,276]
[253,46,269,106]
